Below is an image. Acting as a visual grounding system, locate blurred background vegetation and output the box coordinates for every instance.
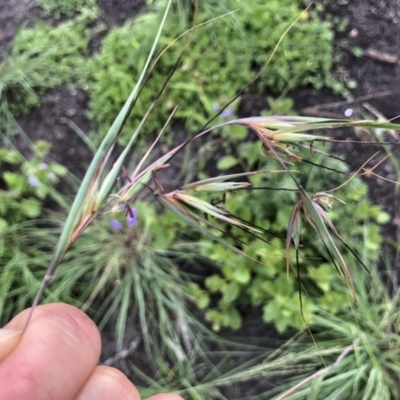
[1,0,399,399]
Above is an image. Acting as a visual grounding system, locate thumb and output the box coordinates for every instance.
[0,329,22,362]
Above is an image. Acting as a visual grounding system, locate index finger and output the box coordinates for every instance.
[0,303,101,400]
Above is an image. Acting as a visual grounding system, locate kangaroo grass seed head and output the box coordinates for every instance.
[261,142,302,163]
[312,192,346,210]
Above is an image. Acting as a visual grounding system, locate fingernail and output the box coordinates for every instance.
[0,329,22,361]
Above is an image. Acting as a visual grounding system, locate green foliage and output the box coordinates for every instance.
[267,263,400,400]
[0,142,67,228]
[188,124,388,332]
[82,0,342,145]
[37,0,96,19]
[0,51,53,129]
[3,8,96,118]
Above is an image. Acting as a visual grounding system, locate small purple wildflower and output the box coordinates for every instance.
[126,207,137,227]
[213,103,221,112]
[28,176,39,187]
[110,219,123,231]
[47,172,56,180]
[127,216,137,227]
[220,108,234,118]
[39,163,49,170]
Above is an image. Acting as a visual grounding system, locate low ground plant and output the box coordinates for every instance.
[37,0,96,18]
[265,257,400,400]
[82,0,343,145]
[0,6,96,134]
[0,51,57,132]
[0,141,67,227]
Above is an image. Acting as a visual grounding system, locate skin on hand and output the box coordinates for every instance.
[0,303,184,400]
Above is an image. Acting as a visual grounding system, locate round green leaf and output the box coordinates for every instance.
[217,155,239,171]
[0,218,8,232]
[20,198,41,218]
[222,281,240,303]
[233,267,250,284]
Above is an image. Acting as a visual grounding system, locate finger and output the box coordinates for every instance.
[148,394,184,400]
[0,329,22,362]
[74,365,140,400]
[0,303,101,400]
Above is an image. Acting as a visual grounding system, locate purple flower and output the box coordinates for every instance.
[220,108,233,118]
[110,219,123,231]
[213,103,221,111]
[127,208,137,227]
[28,176,39,187]
[39,163,49,170]
[47,172,56,180]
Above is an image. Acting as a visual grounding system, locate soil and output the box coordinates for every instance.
[97,0,145,25]
[1,0,400,398]
[16,88,94,178]
[0,0,36,53]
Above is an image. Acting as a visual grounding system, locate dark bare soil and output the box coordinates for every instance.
[0,0,35,52]
[1,0,400,397]
[16,88,94,178]
[97,0,145,25]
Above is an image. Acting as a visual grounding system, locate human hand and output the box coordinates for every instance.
[0,303,183,400]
